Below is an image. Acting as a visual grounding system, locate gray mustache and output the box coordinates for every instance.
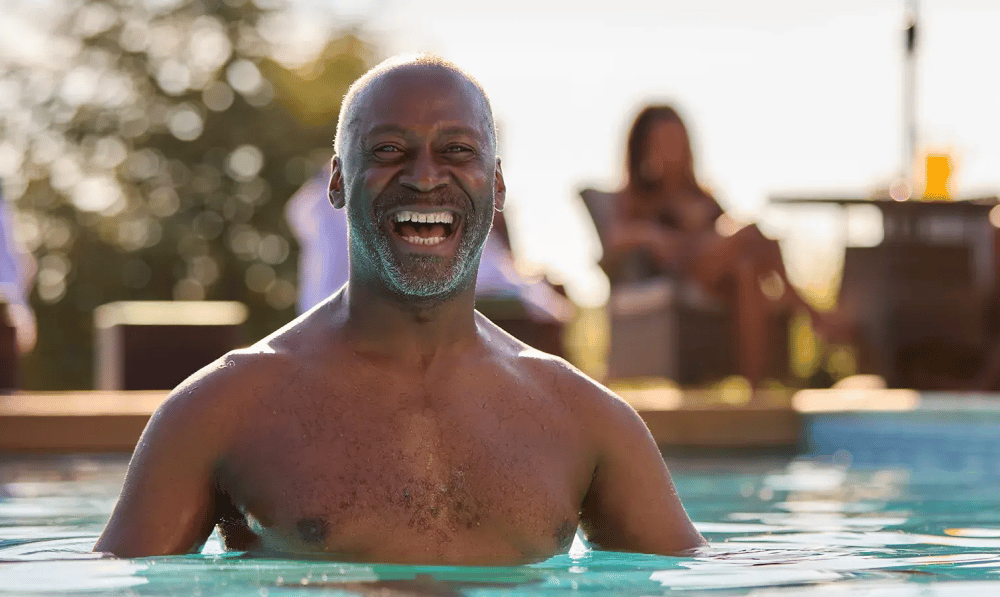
[375,189,473,214]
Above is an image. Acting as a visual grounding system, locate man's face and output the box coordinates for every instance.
[332,67,504,301]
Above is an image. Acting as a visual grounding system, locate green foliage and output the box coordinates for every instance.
[0,0,375,388]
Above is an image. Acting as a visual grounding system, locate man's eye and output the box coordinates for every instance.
[444,145,473,154]
[373,145,401,154]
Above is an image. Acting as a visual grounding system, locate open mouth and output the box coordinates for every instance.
[390,210,458,246]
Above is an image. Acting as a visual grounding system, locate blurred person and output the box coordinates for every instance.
[285,173,351,314]
[95,56,705,563]
[600,106,844,388]
[0,186,36,356]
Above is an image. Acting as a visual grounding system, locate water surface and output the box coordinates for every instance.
[2,452,999,596]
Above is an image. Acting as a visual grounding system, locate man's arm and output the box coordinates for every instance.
[579,391,706,555]
[94,369,234,557]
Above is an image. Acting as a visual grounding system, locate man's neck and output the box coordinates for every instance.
[339,278,480,365]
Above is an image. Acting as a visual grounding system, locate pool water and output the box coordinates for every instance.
[3,442,1000,596]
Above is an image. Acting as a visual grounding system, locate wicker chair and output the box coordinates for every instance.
[580,188,788,385]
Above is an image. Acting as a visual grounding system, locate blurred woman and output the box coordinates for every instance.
[602,105,841,388]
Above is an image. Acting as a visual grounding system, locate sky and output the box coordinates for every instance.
[4,0,999,307]
[290,0,1000,307]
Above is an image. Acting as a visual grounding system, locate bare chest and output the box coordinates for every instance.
[220,378,590,561]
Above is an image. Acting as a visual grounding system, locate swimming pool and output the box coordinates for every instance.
[3,405,1000,596]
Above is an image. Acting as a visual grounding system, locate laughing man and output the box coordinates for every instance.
[94,55,705,564]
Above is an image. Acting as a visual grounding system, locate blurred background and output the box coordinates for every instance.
[0,0,998,391]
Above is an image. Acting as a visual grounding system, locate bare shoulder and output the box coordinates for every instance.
[481,315,641,432]
[532,355,644,435]
[148,334,301,443]
[153,297,341,432]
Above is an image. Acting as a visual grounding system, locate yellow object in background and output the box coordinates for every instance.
[923,153,953,200]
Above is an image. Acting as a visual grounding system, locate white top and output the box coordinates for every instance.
[0,188,36,351]
[285,176,351,314]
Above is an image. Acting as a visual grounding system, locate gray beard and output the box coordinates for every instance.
[348,207,491,303]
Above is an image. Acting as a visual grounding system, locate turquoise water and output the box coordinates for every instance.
[3,445,1000,596]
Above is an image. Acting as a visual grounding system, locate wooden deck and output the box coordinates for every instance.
[0,392,167,452]
[2,387,991,453]
[0,388,806,452]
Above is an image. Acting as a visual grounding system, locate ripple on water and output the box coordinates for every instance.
[3,456,1000,595]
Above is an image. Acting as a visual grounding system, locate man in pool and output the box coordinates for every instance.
[94,55,706,564]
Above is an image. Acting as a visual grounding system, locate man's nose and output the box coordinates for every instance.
[399,150,448,193]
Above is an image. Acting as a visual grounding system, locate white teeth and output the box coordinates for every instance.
[394,210,454,224]
[402,236,446,245]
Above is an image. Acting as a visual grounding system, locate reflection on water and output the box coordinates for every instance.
[2,454,1000,596]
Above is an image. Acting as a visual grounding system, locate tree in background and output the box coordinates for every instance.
[0,0,374,389]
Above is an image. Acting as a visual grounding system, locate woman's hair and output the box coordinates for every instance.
[625,105,701,195]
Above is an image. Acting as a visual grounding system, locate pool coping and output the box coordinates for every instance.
[0,392,165,452]
[4,388,997,453]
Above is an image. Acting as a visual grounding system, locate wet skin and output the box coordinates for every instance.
[93,64,705,564]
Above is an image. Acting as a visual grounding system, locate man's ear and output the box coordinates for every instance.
[329,156,345,209]
[494,158,506,212]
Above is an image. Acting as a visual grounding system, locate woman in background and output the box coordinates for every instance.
[602,105,843,388]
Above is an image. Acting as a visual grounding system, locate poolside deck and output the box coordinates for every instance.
[0,389,809,452]
[0,392,166,452]
[2,386,968,453]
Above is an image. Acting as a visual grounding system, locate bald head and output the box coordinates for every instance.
[334,55,497,158]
